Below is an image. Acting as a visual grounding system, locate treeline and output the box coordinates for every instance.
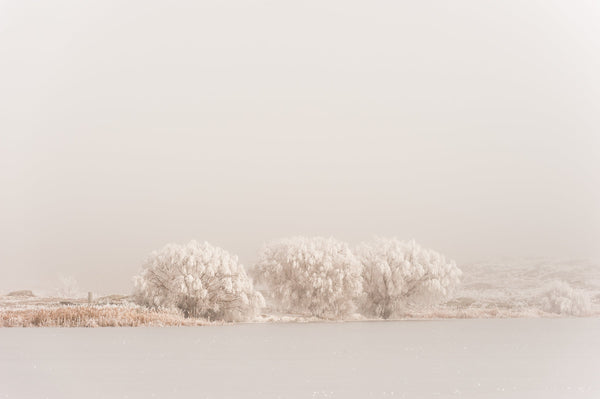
[133,237,462,321]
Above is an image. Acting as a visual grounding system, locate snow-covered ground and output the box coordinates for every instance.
[1,319,599,398]
[448,258,600,317]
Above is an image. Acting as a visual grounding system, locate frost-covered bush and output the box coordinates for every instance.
[254,236,363,318]
[540,281,591,316]
[356,238,462,318]
[133,241,264,321]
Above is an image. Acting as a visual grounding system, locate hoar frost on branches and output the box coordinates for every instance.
[57,276,82,299]
[133,241,264,321]
[540,281,591,316]
[357,238,462,319]
[254,236,363,318]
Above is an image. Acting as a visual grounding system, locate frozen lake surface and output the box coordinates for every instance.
[1,319,599,399]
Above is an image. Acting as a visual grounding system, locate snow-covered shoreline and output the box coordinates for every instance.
[3,258,599,327]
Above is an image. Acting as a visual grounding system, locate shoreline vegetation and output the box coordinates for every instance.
[1,294,597,328]
[3,239,597,327]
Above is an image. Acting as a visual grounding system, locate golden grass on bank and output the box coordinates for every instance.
[0,306,209,327]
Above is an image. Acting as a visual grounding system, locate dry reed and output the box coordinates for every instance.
[0,305,209,327]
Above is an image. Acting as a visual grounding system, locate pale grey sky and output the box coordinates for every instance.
[1,0,599,294]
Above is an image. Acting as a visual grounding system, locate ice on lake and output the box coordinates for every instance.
[1,318,599,398]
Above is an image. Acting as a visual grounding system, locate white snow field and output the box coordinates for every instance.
[1,319,599,399]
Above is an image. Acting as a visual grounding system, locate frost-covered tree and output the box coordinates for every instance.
[133,241,264,321]
[356,238,462,318]
[57,276,82,299]
[254,236,363,318]
[540,281,591,316]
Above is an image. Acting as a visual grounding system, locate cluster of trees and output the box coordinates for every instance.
[133,237,462,321]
